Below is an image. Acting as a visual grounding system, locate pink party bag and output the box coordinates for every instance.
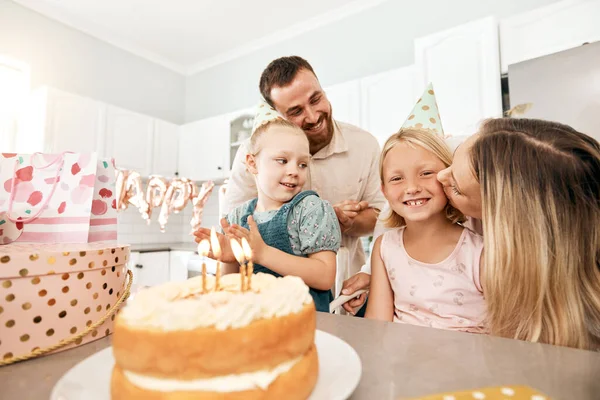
[0,153,117,244]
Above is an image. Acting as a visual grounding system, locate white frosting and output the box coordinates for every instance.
[120,273,313,331]
[123,356,301,392]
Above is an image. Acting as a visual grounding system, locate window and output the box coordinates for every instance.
[0,55,30,152]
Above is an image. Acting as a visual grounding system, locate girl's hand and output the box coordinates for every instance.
[193,218,237,263]
[227,216,267,264]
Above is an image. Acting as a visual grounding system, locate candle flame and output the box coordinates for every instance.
[197,239,210,257]
[210,227,222,258]
[230,238,245,264]
[241,237,252,260]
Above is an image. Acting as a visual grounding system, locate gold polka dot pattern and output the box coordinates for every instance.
[0,244,130,364]
[410,385,548,400]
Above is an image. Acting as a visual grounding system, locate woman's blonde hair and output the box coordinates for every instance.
[379,128,465,227]
[472,118,600,350]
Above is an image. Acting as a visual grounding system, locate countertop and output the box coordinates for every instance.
[2,313,600,399]
[129,242,198,253]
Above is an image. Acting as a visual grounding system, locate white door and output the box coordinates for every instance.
[324,80,362,128]
[152,119,179,178]
[414,16,502,137]
[360,66,418,146]
[500,0,600,73]
[105,105,154,176]
[178,115,229,182]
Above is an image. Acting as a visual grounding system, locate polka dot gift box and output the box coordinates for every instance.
[409,385,551,400]
[0,242,131,365]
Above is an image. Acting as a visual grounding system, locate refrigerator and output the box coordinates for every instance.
[508,41,600,142]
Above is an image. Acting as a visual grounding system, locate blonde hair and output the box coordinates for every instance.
[472,118,600,350]
[249,118,306,155]
[379,128,465,227]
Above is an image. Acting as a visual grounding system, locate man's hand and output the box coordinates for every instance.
[333,200,369,234]
[341,272,371,313]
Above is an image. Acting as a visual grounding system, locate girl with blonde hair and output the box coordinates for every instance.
[438,118,600,350]
[366,128,487,333]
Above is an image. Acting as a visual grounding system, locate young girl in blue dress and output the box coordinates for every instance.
[194,102,341,312]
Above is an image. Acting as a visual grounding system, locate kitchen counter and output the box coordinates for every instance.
[2,313,600,399]
[129,242,198,253]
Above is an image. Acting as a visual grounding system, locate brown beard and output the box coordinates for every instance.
[304,110,334,155]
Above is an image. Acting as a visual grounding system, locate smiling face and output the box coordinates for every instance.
[382,141,449,224]
[269,68,334,155]
[247,125,310,211]
[437,134,483,219]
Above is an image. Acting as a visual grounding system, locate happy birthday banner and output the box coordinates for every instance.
[114,169,214,233]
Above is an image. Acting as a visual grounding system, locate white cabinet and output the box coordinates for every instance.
[105,105,154,176]
[414,16,502,137]
[17,87,106,154]
[360,66,418,146]
[228,107,254,172]
[127,251,141,286]
[324,80,362,128]
[169,251,194,282]
[152,119,179,177]
[134,251,170,287]
[178,114,230,182]
[500,0,600,73]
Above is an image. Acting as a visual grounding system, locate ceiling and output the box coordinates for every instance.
[13,0,387,75]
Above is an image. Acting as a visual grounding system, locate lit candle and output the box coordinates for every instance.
[197,239,211,293]
[241,238,253,291]
[210,227,222,291]
[230,238,246,291]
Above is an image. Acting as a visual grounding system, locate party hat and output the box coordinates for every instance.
[251,99,285,135]
[402,83,444,136]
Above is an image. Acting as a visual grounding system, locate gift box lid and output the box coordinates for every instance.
[0,242,130,278]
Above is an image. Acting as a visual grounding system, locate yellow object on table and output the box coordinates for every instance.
[410,385,550,400]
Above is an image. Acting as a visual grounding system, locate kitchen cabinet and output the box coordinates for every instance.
[360,66,418,146]
[132,251,170,287]
[324,80,362,128]
[500,0,600,73]
[105,105,154,176]
[178,114,230,182]
[169,251,194,282]
[152,119,179,178]
[17,86,106,154]
[414,16,502,137]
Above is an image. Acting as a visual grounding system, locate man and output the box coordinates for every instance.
[225,55,385,280]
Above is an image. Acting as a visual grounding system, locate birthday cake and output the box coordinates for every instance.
[110,272,318,399]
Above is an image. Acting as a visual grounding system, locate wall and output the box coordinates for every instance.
[0,0,185,124]
[185,0,561,122]
[117,184,222,245]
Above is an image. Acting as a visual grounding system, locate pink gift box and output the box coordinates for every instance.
[0,242,130,364]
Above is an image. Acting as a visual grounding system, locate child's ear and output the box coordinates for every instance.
[246,153,258,175]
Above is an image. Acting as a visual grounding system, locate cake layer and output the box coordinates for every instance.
[113,302,316,379]
[111,344,319,400]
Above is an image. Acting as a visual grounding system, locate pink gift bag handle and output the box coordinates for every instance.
[5,152,69,224]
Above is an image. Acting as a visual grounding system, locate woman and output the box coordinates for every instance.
[437,118,600,350]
